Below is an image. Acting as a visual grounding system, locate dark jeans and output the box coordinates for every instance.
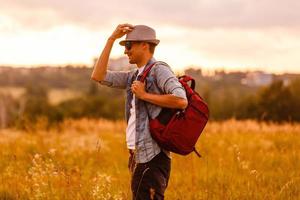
[129,151,171,200]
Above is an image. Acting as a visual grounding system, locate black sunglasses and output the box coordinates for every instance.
[125,41,141,50]
[125,41,133,50]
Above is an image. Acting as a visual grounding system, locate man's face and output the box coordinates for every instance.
[124,41,144,64]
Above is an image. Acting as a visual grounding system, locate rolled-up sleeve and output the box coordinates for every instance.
[154,64,187,100]
[99,70,130,89]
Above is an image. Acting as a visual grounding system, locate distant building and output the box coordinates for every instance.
[241,71,273,86]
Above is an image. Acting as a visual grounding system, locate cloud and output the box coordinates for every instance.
[0,0,299,73]
[165,27,300,72]
[0,0,299,31]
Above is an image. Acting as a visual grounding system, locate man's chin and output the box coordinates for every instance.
[129,59,135,64]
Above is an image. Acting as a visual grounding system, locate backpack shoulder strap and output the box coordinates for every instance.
[139,62,157,83]
[139,61,172,83]
[178,75,196,90]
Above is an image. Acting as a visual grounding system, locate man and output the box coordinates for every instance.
[91,23,187,200]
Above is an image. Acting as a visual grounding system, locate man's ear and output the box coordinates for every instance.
[142,42,150,51]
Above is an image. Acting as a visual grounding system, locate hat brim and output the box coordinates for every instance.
[119,39,160,46]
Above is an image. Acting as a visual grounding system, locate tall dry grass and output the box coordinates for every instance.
[0,119,299,199]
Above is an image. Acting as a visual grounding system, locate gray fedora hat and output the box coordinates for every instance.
[119,25,160,46]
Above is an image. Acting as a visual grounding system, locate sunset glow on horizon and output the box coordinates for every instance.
[1,0,300,74]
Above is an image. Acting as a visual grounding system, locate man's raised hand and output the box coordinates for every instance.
[110,24,134,40]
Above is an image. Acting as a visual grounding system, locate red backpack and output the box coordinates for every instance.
[140,62,209,157]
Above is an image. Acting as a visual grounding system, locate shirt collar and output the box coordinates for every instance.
[135,57,157,77]
[137,65,146,76]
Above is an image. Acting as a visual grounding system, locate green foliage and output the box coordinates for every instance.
[0,94,19,127]
[236,79,300,122]
[236,95,259,120]
[289,78,300,121]
[15,84,60,129]
[256,80,294,122]
[13,82,125,129]
[57,95,124,120]
[0,66,92,90]
[22,84,51,120]
[1,66,300,127]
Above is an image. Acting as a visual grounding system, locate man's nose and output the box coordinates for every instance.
[124,48,128,54]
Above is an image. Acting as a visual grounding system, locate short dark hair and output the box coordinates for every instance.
[148,42,157,54]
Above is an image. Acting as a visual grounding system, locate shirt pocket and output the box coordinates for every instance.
[145,76,155,91]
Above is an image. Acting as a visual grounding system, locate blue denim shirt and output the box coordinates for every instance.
[99,58,187,163]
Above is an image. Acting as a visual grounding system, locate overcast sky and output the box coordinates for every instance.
[0,0,300,73]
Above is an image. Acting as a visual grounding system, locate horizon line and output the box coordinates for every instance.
[1,63,299,76]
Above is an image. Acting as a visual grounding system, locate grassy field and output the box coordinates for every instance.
[0,87,25,99]
[0,119,299,200]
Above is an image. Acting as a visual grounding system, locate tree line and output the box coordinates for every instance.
[0,66,300,129]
